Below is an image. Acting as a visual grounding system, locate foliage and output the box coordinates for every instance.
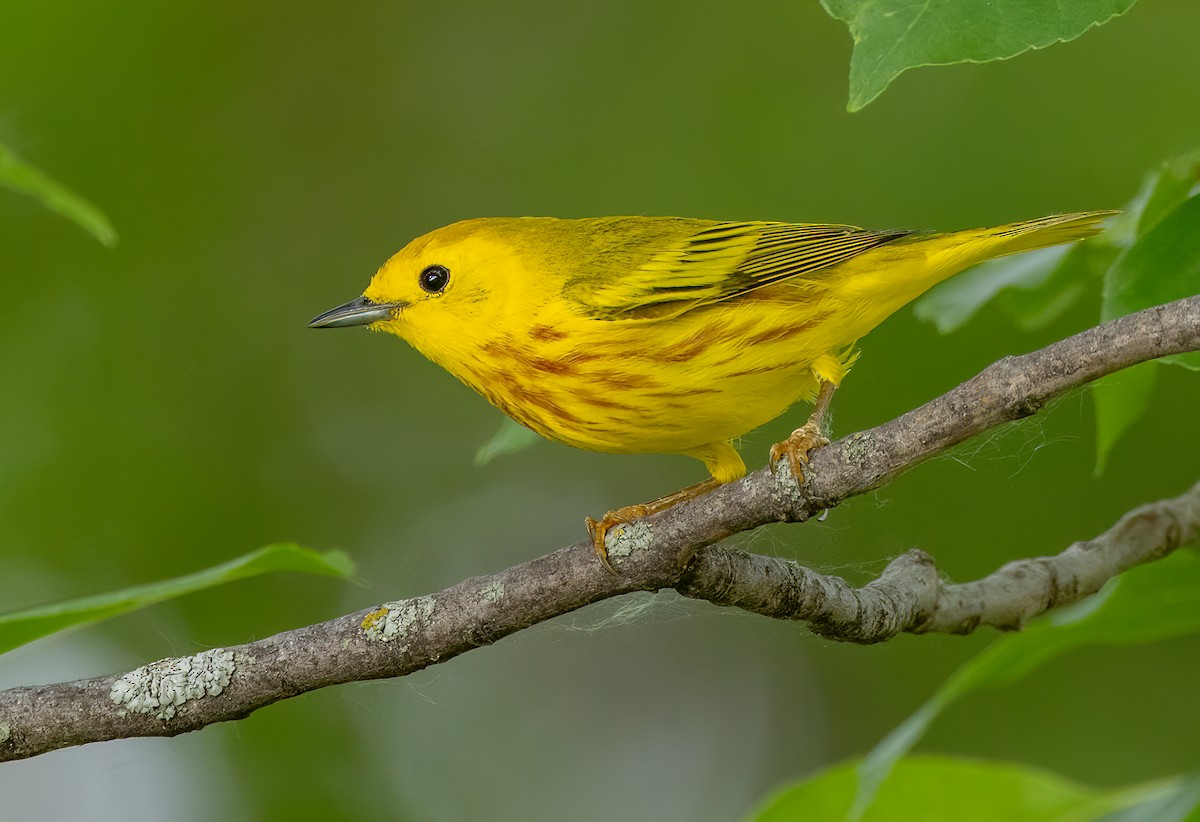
[748,755,1187,822]
[1102,185,1200,371]
[476,417,543,466]
[0,544,355,655]
[850,549,1200,817]
[0,139,117,247]
[741,551,1200,821]
[916,147,1200,472]
[819,0,1138,112]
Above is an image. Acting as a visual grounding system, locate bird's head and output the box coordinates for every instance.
[309,219,529,357]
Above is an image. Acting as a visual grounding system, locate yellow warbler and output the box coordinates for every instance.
[311,211,1113,569]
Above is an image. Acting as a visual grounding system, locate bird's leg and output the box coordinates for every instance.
[585,478,722,574]
[770,380,837,482]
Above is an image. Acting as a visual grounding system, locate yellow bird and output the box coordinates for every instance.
[311,211,1113,570]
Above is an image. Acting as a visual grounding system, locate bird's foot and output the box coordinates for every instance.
[585,504,651,575]
[585,478,722,574]
[769,421,830,483]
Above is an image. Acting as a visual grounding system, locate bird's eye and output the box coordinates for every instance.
[419,264,450,294]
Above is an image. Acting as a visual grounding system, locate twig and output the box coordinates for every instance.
[679,481,1200,641]
[1,295,1197,762]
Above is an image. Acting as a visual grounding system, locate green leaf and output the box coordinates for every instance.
[0,139,118,247]
[915,240,1117,335]
[0,543,356,655]
[475,416,542,466]
[1134,150,1200,238]
[1098,772,1200,822]
[1086,149,1200,471]
[1092,362,1158,476]
[1102,192,1200,370]
[820,0,1137,112]
[1099,772,1200,816]
[1102,148,1200,250]
[996,242,1117,332]
[748,755,1172,822]
[853,549,1200,817]
[916,146,1199,336]
[914,246,1071,334]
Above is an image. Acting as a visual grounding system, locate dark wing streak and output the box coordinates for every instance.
[640,226,911,304]
[577,221,914,321]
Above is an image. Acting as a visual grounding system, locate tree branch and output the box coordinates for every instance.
[678,481,1200,641]
[2,296,1198,762]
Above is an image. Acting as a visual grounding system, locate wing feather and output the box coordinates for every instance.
[570,221,911,320]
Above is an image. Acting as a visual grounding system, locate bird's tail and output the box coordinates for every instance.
[827,210,1117,345]
[925,210,1118,273]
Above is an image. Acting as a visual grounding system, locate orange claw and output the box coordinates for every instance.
[585,509,641,574]
[770,379,836,482]
[585,478,722,574]
[769,422,831,483]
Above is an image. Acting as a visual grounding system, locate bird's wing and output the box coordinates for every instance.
[568,221,912,320]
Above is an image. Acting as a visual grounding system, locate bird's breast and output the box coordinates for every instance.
[426,303,829,456]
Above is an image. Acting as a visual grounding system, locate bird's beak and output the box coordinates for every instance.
[308,296,400,328]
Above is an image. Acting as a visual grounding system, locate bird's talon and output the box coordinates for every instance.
[585,478,722,575]
[789,452,805,481]
[585,514,622,575]
[770,422,830,484]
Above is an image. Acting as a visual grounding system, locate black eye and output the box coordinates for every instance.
[419,264,450,294]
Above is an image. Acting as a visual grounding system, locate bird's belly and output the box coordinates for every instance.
[461,320,827,456]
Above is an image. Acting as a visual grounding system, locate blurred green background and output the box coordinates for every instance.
[2,1,1199,819]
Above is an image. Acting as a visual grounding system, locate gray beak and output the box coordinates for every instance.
[308,296,398,328]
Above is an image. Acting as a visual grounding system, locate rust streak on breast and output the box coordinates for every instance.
[529,324,568,342]
[722,360,805,378]
[742,315,828,346]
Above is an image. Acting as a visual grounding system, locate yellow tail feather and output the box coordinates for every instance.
[929,210,1118,272]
